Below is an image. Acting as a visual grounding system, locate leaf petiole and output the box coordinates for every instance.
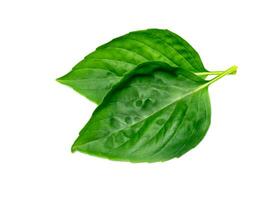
[194,67,237,76]
[205,65,238,86]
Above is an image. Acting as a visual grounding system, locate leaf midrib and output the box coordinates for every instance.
[74,66,236,148]
[75,80,210,147]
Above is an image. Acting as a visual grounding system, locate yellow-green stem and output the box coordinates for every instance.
[194,66,237,76]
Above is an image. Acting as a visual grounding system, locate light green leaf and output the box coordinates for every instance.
[71,62,237,162]
[57,29,207,104]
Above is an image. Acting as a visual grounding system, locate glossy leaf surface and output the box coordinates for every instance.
[72,62,236,162]
[57,29,207,104]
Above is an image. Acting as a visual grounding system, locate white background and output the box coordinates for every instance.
[0,0,266,199]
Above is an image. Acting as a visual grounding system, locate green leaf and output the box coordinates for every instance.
[71,62,237,162]
[57,29,207,104]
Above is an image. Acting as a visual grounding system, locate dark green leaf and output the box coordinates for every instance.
[57,29,207,104]
[71,62,236,162]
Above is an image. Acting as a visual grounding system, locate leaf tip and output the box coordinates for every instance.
[56,76,65,84]
[71,144,78,153]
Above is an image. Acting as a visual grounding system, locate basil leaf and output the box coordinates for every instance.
[57,29,207,104]
[71,62,237,162]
